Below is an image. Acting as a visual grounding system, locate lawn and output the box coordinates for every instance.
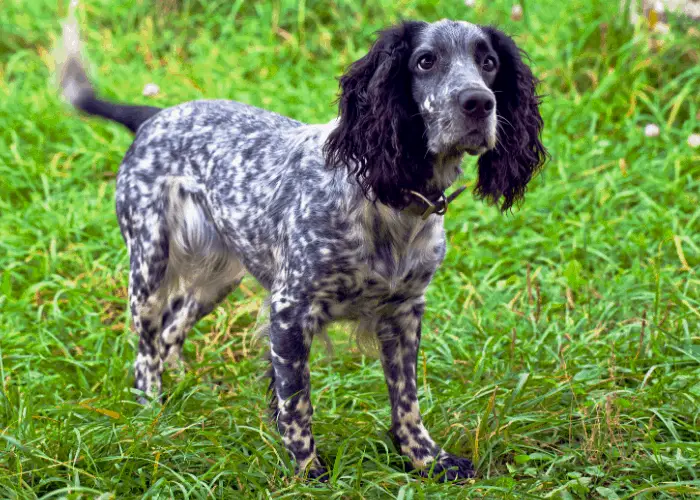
[1,0,699,498]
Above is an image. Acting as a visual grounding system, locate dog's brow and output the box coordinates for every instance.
[474,38,491,54]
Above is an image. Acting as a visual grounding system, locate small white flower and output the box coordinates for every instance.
[688,133,700,148]
[464,0,476,6]
[653,22,670,34]
[142,83,160,97]
[644,123,660,137]
[511,4,524,21]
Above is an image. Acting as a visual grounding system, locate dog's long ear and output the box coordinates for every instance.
[323,21,428,209]
[475,27,548,212]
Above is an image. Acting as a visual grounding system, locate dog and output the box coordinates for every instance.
[60,14,547,481]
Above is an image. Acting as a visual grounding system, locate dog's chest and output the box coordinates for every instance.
[318,215,447,320]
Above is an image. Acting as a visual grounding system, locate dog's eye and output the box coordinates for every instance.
[482,56,497,72]
[417,54,436,71]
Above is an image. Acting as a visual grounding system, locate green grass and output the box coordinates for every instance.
[1,0,699,497]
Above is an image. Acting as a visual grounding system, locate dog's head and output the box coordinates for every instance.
[324,20,548,211]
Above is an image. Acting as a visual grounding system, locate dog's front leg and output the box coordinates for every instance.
[268,291,326,480]
[377,300,475,481]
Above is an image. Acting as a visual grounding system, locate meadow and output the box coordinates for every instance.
[1,0,699,497]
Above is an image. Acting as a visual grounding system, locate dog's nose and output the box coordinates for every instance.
[458,89,495,118]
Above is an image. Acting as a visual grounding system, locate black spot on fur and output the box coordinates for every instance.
[171,296,184,313]
[161,309,172,328]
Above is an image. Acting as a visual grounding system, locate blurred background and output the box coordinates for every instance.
[0,0,698,497]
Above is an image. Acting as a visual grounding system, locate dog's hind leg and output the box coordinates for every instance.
[121,176,244,402]
[158,269,243,370]
[124,217,170,403]
[157,178,245,371]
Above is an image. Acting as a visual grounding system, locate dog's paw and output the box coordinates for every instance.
[304,466,329,482]
[419,452,475,482]
[135,393,164,406]
[296,457,329,483]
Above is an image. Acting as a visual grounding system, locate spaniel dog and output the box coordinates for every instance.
[61,16,547,481]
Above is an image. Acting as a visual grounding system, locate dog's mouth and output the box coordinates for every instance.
[447,133,491,158]
[463,146,485,156]
[430,122,496,159]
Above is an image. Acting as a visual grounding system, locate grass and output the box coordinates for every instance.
[1,0,699,497]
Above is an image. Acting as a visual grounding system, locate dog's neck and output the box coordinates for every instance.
[399,152,466,219]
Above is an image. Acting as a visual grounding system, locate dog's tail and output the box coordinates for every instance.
[58,2,162,133]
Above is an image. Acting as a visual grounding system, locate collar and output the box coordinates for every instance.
[402,185,468,220]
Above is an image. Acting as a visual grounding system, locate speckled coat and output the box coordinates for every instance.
[61,16,547,481]
[116,100,452,476]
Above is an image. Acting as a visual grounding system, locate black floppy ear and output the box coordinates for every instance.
[475,27,549,212]
[323,21,428,209]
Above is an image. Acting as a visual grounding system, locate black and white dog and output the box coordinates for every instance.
[61,16,547,481]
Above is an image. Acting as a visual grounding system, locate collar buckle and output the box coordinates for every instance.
[406,185,468,220]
